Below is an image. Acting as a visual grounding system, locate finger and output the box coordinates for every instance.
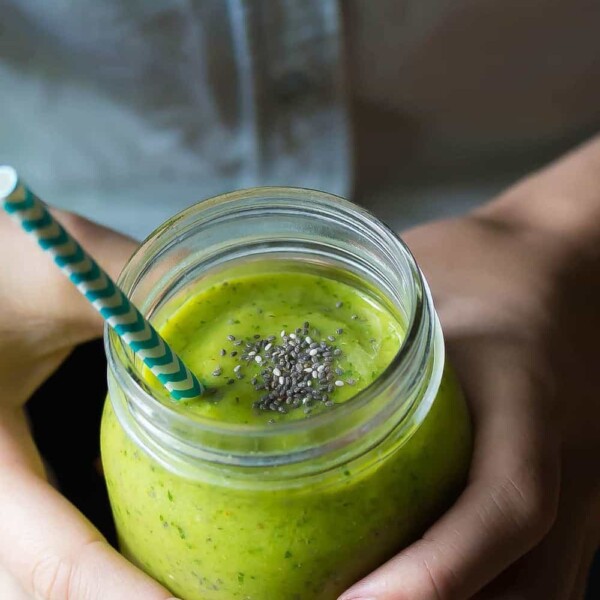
[0,564,31,600]
[1,208,137,345]
[53,210,138,281]
[473,476,597,600]
[0,464,178,599]
[339,343,560,600]
[48,210,138,339]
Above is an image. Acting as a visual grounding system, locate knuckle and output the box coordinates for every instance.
[420,557,456,600]
[492,470,557,542]
[30,553,73,600]
[30,539,104,600]
[401,540,461,600]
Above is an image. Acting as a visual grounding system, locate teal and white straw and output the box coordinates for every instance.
[0,166,203,401]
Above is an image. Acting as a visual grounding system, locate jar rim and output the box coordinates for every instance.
[105,187,438,467]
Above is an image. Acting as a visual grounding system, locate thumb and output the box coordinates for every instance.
[0,469,179,600]
[338,348,558,600]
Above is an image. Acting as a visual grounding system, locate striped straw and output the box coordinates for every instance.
[0,166,204,401]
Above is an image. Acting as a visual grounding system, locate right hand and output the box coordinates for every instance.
[0,208,180,599]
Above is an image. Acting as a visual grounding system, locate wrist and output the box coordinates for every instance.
[474,134,600,264]
[469,190,600,371]
[474,188,596,274]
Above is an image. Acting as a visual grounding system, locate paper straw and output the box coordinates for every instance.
[0,166,204,401]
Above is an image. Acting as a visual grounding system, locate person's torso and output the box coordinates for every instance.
[1,0,599,236]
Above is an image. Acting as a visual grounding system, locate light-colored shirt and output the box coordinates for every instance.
[1,0,599,239]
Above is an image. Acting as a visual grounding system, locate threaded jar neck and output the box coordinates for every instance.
[106,188,444,483]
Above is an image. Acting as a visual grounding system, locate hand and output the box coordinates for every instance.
[0,210,179,599]
[340,148,600,598]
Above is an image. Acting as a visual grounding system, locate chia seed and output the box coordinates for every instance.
[223,320,361,416]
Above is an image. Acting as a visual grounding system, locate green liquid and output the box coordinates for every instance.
[156,270,404,423]
[101,266,472,599]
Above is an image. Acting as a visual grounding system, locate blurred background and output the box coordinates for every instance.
[2,1,600,239]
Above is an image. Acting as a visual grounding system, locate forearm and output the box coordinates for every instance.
[477,132,600,256]
[467,134,600,458]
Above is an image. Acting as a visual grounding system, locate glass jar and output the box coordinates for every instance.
[100,187,472,600]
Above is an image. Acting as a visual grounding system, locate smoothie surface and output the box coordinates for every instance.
[152,268,404,424]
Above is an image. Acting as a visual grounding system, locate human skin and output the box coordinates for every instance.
[341,135,600,600]
[0,135,599,599]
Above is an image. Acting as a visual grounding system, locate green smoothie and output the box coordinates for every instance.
[151,270,404,424]
[101,266,472,599]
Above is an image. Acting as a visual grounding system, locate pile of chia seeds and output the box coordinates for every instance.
[214,320,357,415]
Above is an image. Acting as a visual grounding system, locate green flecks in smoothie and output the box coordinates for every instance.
[102,361,472,599]
[152,270,404,425]
[101,263,473,599]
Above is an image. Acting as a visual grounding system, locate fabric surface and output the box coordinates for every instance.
[2,1,600,238]
[0,0,348,239]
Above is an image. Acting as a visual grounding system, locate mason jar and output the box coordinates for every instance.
[100,187,472,600]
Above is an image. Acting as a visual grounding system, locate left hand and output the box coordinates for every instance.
[340,185,600,597]
[0,209,179,599]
